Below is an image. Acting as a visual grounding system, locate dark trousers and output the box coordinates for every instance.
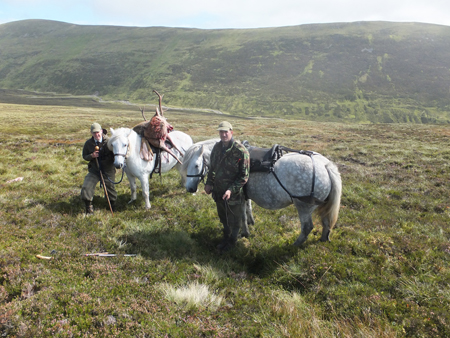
[216,201,246,243]
[81,171,117,202]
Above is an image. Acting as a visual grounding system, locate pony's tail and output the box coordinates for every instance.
[317,161,342,230]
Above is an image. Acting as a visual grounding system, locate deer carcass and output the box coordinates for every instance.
[133,90,184,164]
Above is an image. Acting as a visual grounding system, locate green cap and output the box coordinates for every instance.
[217,121,233,131]
[90,123,102,133]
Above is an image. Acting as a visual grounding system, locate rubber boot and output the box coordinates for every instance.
[84,200,94,215]
[217,229,231,251]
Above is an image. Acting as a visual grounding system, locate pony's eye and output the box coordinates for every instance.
[123,144,127,147]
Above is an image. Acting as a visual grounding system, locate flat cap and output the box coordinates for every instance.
[90,123,102,133]
[217,121,233,131]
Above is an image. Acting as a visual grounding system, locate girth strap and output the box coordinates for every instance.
[270,150,325,205]
[150,148,162,179]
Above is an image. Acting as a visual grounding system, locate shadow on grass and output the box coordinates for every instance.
[44,193,133,215]
[120,223,315,291]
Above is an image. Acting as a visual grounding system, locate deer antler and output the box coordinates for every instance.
[139,106,147,121]
[153,90,164,117]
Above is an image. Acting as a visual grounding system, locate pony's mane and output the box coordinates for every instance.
[107,127,134,150]
[180,138,218,172]
[108,127,133,143]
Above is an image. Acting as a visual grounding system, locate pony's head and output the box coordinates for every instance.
[108,127,131,169]
[181,144,207,193]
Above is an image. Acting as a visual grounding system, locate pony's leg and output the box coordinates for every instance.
[139,175,151,209]
[293,202,317,246]
[241,213,249,238]
[128,175,138,204]
[320,215,331,242]
[240,200,254,238]
[246,199,255,225]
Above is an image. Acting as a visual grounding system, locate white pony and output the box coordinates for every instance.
[108,127,193,209]
[180,139,342,246]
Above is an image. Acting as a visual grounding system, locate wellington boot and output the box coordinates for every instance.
[218,241,235,254]
[217,238,230,251]
[84,200,94,215]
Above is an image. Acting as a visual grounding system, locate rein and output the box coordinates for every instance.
[105,136,129,185]
[105,167,126,185]
[97,156,126,185]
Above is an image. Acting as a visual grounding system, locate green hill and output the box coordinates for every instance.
[1,19,450,123]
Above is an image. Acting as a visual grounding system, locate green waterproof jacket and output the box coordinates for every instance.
[205,139,250,205]
[82,136,116,176]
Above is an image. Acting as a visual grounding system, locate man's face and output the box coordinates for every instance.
[219,129,233,144]
[92,130,103,142]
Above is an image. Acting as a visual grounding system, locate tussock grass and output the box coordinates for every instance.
[158,281,223,311]
[265,290,398,338]
[1,102,449,337]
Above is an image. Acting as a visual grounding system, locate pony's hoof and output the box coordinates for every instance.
[320,230,331,242]
[128,199,136,204]
[240,232,250,239]
[293,238,307,247]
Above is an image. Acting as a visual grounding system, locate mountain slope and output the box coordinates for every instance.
[1,19,449,123]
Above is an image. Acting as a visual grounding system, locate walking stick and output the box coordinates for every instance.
[95,146,114,216]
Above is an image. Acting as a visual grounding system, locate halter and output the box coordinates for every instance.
[112,136,130,159]
[105,135,129,184]
[186,157,208,182]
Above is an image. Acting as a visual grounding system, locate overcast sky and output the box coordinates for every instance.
[0,0,448,29]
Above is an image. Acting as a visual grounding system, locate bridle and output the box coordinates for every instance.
[113,137,129,159]
[186,156,208,182]
[104,138,128,185]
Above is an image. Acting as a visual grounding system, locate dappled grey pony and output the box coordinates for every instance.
[180,139,342,246]
[108,127,193,209]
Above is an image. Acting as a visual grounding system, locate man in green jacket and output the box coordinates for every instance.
[81,122,117,214]
[204,121,250,253]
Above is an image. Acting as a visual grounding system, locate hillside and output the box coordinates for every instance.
[1,19,450,123]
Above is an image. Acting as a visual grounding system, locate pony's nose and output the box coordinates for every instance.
[115,163,123,169]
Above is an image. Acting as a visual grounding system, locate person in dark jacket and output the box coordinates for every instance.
[204,121,250,253]
[81,123,117,214]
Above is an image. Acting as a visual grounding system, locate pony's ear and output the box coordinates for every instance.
[199,145,205,156]
[110,127,115,134]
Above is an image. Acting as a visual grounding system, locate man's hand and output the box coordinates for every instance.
[222,190,231,201]
[204,184,212,194]
[92,150,100,158]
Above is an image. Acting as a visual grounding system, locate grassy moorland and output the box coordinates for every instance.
[0,102,449,337]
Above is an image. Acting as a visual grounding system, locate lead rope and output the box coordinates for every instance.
[104,167,125,184]
[97,151,126,185]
